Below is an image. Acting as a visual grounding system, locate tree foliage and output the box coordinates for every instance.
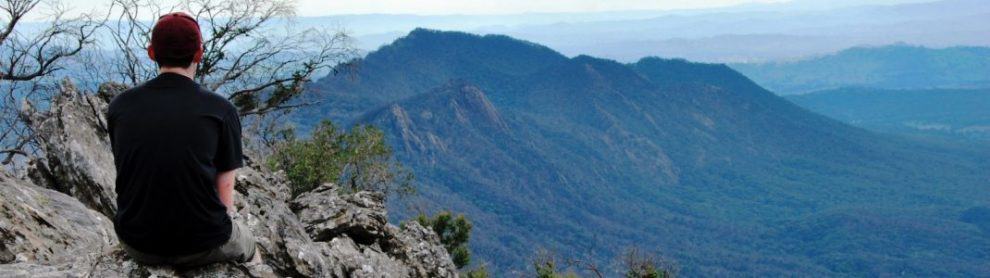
[463,265,490,278]
[268,120,414,198]
[623,248,676,278]
[416,211,473,268]
[529,247,676,278]
[532,250,578,278]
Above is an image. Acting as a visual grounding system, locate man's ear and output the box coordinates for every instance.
[192,45,204,63]
[147,45,156,61]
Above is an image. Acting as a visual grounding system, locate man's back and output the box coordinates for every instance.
[108,72,243,256]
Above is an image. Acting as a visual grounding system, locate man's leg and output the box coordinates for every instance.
[173,214,257,268]
[122,243,172,266]
[223,217,257,263]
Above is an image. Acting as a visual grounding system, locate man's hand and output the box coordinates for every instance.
[216,169,237,212]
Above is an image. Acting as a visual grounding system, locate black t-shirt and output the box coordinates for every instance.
[107,73,243,256]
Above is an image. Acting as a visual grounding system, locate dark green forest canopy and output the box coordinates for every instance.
[787,88,990,142]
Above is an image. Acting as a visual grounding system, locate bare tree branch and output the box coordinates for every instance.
[0,0,100,81]
[0,0,101,168]
[104,0,358,118]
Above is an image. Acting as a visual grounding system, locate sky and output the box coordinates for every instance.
[55,0,784,18]
[289,0,783,16]
[42,0,938,20]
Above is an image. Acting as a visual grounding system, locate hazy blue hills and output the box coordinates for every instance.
[478,0,990,63]
[788,87,990,141]
[733,45,990,142]
[731,45,990,95]
[306,0,990,63]
[297,29,990,276]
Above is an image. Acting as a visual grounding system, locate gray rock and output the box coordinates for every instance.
[0,248,278,278]
[232,165,346,277]
[0,175,116,265]
[291,184,388,243]
[1,81,458,277]
[383,222,460,278]
[326,235,411,277]
[27,81,117,217]
[292,184,458,277]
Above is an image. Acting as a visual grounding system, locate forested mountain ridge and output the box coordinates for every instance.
[731,45,990,95]
[296,29,990,275]
[788,87,990,141]
[298,30,569,127]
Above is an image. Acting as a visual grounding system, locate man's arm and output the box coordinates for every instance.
[217,169,237,212]
[215,102,244,213]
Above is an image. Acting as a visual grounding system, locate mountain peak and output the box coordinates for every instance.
[357,80,508,160]
[631,56,771,99]
[383,29,566,63]
[388,80,507,131]
[309,29,570,124]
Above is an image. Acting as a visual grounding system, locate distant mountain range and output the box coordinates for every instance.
[295,0,990,63]
[295,29,990,276]
[787,88,990,141]
[732,45,990,95]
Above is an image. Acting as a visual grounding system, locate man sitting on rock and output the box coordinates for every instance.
[106,12,260,267]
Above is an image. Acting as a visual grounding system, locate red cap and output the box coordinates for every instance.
[149,12,203,64]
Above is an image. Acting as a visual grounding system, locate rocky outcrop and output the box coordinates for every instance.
[292,184,388,243]
[26,81,117,217]
[291,184,457,277]
[0,83,457,277]
[0,172,116,265]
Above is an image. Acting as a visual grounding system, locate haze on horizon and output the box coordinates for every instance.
[55,0,927,18]
[31,0,987,63]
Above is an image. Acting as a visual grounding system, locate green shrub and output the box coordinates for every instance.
[532,250,578,278]
[623,248,675,278]
[269,120,415,198]
[416,211,473,268]
[464,265,490,278]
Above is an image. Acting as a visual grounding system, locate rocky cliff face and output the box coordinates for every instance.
[0,83,457,277]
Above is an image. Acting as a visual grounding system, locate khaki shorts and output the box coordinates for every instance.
[122,213,256,268]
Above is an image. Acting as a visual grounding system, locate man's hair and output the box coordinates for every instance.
[156,55,194,69]
[150,12,203,68]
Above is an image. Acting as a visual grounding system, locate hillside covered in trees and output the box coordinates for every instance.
[788,88,990,142]
[295,29,990,275]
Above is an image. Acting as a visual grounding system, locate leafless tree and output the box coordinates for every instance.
[0,0,99,81]
[565,257,605,278]
[105,0,357,117]
[104,0,358,158]
[1,0,357,167]
[0,0,100,166]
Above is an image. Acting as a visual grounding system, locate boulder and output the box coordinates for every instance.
[26,81,117,217]
[291,184,388,243]
[291,184,458,277]
[0,175,115,265]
